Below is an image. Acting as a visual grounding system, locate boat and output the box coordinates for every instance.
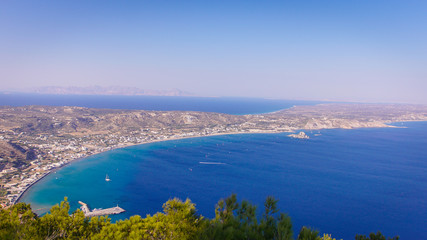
[105,174,111,182]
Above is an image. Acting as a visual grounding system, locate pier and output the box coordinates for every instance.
[78,201,125,217]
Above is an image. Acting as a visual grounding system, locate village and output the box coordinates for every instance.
[0,124,254,206]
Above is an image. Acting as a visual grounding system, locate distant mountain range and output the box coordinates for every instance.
[27,86,195,96]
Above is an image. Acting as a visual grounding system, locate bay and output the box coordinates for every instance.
[20,121,427,239]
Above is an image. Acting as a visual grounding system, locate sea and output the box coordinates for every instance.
[0,93,319,115]
[6,93,426,239]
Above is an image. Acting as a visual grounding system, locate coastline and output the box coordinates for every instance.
[16,121,409,205]
[15,131,272,204]
[13,172,50,204]
[9,113,426,240]
[19,122,427,240]
[7,102,426,207]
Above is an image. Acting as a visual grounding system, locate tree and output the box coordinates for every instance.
[355,231,399,240]
[36,197,110,239]
[92,198,203,240]
[276,213,293,240]
[0,202,38,239]
[297,226,321,240]
[200,194,293,240]
[0,195,399,240]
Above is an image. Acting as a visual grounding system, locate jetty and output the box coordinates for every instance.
[78,201,125,217]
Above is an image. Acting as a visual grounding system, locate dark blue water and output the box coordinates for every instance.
[0,93,319,115]
[20,122,427,239]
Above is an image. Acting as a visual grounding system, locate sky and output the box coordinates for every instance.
[1,0,426,103]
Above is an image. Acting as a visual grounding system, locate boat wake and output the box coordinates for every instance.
[199,162,226,165]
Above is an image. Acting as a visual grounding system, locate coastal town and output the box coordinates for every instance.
[1,103,427,207]
[0,125,243,206]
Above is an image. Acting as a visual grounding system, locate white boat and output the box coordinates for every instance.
[105,174,111,181]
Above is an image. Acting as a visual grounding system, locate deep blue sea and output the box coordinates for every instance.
[20,121,427,239]
[0,93,319,115]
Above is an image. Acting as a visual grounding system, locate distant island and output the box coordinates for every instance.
[23,85,195,96]
[1,103,427,206]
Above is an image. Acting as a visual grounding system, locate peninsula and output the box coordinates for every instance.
[1,103,427,206]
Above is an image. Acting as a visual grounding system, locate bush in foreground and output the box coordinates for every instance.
[0,195,399,240]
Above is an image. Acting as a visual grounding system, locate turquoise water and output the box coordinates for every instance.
[20,121,427,239]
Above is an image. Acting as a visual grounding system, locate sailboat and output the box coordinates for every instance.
[105,174,111,182]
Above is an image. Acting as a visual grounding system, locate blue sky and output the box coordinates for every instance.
[1,1,426,103]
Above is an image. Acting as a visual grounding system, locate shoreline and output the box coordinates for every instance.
[11,116,427,206]
[16,120,421,205]
[13,172,51,205]
[16,130,281,204]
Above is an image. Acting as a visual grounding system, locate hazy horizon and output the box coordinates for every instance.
[1,1,426,104]
[1,85,423,105]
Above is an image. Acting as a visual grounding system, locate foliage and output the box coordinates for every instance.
[297,226,320,240]
[199,194,293,240]
[0,197,109,239]
[355,231,399,240]
[320,233,342,240]
[0,196,399,240]
[92,198,203,239]
[0,202,37,239]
